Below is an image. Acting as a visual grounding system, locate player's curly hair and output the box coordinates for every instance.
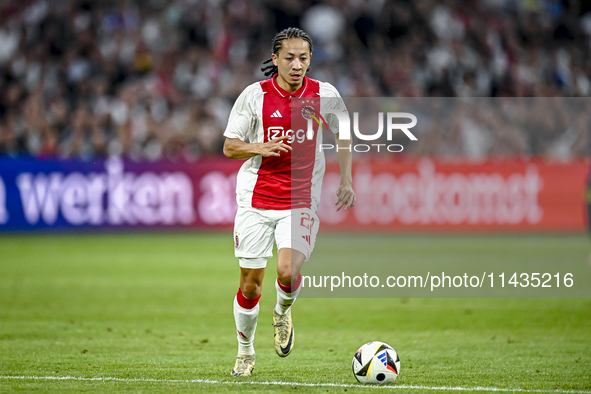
[261,27,313,77]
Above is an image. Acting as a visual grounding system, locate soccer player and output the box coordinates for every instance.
[223,27,356,376]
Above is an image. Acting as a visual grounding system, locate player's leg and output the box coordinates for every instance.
[275,208,319,314]
[232,265,264,376]
[275,248,305,314]
[231,207,274,376]
[234,266,265,356]
[272,208,319,357]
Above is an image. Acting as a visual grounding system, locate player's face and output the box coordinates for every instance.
[272,38,311,93]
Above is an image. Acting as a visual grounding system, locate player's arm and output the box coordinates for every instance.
[335,132,356,211]
[223,136,292,159]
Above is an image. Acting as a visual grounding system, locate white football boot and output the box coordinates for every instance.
[272,309,294,357]
[231,354,255,376]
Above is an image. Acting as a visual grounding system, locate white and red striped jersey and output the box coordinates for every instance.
[224,75,345,211]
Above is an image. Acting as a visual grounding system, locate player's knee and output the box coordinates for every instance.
[277,267,293,286]
[240,282,261,298]
[241,279,262,298]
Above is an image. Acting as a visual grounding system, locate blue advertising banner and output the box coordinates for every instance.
[0,156,241,232]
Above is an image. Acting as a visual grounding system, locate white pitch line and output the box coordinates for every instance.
[0,375,590,393]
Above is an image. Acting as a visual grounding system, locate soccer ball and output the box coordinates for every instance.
[352,341,400,384]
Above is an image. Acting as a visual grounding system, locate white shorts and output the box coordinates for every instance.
[233,206,320,269]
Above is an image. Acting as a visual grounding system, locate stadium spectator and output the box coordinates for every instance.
[0,0,590,160]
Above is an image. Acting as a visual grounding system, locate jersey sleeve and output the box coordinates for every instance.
[223,84,258,141]
[319,82,348,135]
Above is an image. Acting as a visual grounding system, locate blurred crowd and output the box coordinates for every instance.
[369,97,591,158]
[0,0,590,161]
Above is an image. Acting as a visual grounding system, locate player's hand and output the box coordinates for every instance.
[335,182,356,211]
[259,136,292,157]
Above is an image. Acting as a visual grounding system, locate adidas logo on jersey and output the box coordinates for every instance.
[270,110,282,118]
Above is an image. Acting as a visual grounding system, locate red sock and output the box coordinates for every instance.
[236,288,261,309]
[276,273,302,294]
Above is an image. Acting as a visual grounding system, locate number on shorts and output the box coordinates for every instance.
[300,212,314,230]
[300,212,314,245]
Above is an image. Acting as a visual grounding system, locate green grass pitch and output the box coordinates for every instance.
[0,232,590,393]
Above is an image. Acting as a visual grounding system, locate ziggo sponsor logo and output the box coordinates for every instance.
[267,126,308,144]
